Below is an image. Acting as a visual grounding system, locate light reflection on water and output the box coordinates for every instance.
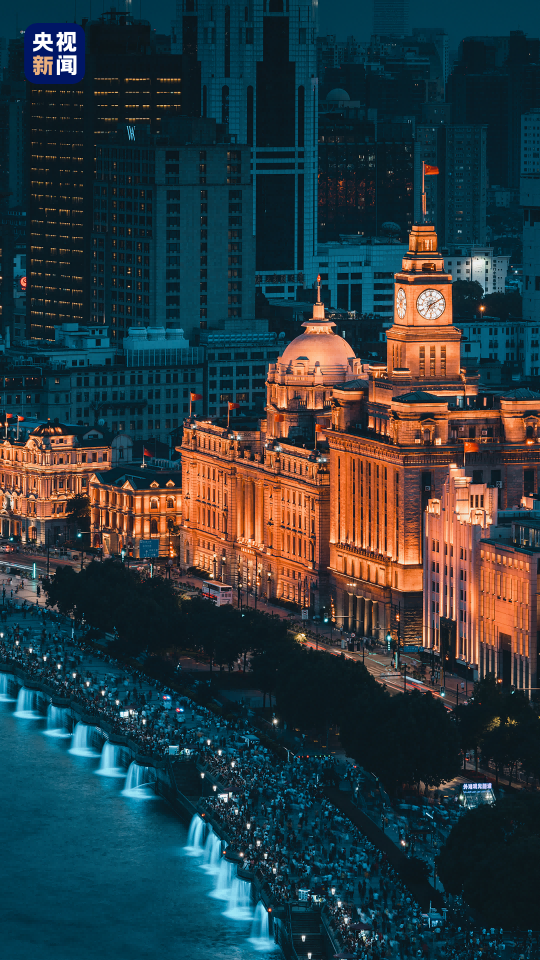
[0,696,278,960]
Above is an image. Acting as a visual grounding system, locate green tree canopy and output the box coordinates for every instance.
[482,289,522,321]
[437,794,540,928]
[451,280,484,318]
[341,689,460,791]
[44,559,182,654]
[65,494,91,531]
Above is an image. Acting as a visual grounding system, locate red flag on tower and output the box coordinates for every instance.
[17,415,25,422]
[228,402,240,410]
[424,164,440,175]
[143,447,152,458]
[190,392,203,401]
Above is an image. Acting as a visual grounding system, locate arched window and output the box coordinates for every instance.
[150,518,158,535]
[166,497,175,509]
[150,497,159,511]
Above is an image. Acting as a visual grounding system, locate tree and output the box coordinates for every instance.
[437,794,540,928]
[341,689,460,792]
[482,289,522,321]
[451,280,484,318]
[44,559,182,655]
[65,494,90,532]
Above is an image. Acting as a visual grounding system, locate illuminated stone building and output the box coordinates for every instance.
[179,288,364,608]
[90,464,182,558]
[326,222,540,646]
[181,221,540,652]
[424,465,540,696]
[0,420,119,543]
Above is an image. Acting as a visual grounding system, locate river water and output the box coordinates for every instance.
[0,687,278,960]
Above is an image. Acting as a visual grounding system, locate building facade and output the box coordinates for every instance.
[181,220,540,645]
[179,288,364,608]
[442,246,509,294]
[92,118,254,341]
[415,123,488,246]
[0,420,123,544]
[90,464,182,557]
[325,223,540,644]
[172,0,318,278]
[27,10,197,341]
[424,465,540,696]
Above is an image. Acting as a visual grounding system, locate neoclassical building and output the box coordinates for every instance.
[181,223,540,664]
[179,289,365,608]
[90,466,182,558]
[0,420,120,544]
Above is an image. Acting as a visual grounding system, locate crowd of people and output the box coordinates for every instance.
[0,603,535,959]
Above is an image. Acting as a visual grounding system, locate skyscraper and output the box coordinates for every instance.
[172,0,318,281]
[372,0,409,38]
[415,122,487,245]
[27,10,198,341]
[92,118,254,342]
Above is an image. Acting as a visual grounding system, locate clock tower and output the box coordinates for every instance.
[386,223,462,384]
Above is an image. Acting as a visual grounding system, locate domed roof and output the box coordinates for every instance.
[31,419,72,437]
[280,323,354,374]
[279,290,355,379]
[326,88,350,101]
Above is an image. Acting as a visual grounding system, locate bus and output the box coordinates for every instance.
[201,581,233,606]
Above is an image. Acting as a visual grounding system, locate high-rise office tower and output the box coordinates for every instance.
[521,109,540,328]
[172,0,318,281]
[92,118,254,342]
[448,31,540,190]
[27,10,199,342]
[415,122,487,246]
[318,102,414,243]
[372,0,409,37]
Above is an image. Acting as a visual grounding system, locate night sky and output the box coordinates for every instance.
[1,0,538,52]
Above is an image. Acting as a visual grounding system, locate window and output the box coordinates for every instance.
[166,497,175,509]
[150,497,159,511]
[150,518,158,535]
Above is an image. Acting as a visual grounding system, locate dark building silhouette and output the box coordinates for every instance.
[447,31,540,189]
[172,0,317,281]
[318,104,414,243]
[27,9,199,342]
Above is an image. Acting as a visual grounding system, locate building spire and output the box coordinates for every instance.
[313,274,325,321]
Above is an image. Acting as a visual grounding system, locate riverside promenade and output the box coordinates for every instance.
[0,599,527,960]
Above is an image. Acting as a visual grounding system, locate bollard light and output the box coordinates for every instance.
[115,699,119,706]
[246,822,251,830]
[207,738,211,746]
[72,672,76,679]
[218,749,222,756]
[101,690,106,697]
[231,760,235,768]
[256,839,261,847]
[331,887,335,896]
[301,935,306,943]
[86,680,90,687]
[142,718,146,725]
[29,647,33,653]
[212,784,217,792]
[43,655,47,662]
[57,663,61,669]
[15,640,19,646]
[308,953,312,959]
[337,900,341,908]
[201,772,205,779]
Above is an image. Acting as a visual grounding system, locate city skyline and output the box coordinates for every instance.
[0,0,538,51]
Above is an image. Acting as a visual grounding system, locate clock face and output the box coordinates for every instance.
[396,287,406,319]
[416,289,446,320]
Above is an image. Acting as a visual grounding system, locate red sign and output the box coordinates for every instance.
[20,276,27,290]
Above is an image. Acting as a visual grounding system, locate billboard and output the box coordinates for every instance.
[139,539,160,559]
[25,24,85,84]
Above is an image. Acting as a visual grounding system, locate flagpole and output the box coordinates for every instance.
[422,160,426,222]
[16,418,20,442]
[227,404,230,430]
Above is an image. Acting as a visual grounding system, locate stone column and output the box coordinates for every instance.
[236,478,244,539]
[364,599,372,638]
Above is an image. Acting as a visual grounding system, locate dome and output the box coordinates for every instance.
[279,319,355,378]
[326,88,350,102]
[31,419,71,437]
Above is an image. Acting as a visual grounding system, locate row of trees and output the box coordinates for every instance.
[452,279,521,321]
[455,676,540,785]
[44,560,461,791]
